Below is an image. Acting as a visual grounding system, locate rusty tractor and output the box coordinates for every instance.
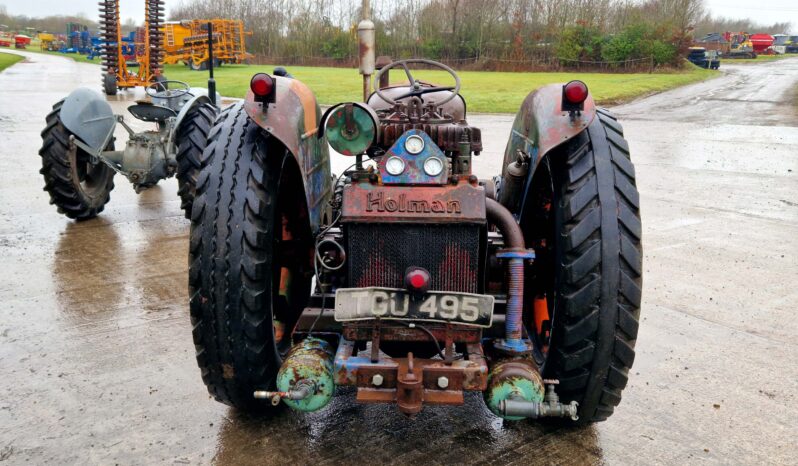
[188,14,642,424]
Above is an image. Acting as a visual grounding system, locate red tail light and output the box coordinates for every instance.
[405,267,431,293]
[563,80,588,104]
[250,73,275,102]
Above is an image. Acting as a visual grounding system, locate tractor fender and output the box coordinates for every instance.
[243,76,332,233]
[501,83,597,177]
[60,88,116,152]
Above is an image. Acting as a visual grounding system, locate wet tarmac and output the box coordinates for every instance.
[0,51,797,465]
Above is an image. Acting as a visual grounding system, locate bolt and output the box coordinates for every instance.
[372,374,384,387]
[437,376,449,389]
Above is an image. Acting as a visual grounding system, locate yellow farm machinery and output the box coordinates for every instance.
[162,19,252,70]
[99,0,166,95]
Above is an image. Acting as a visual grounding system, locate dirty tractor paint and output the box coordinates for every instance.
[186,2,642,425]
[257,337,336,413]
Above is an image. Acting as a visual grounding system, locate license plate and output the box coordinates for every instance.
[334,287,494,327]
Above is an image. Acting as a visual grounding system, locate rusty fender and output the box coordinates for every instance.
[501,83,597,177]
[244,77,332,233]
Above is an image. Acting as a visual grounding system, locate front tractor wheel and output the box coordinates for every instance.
[39,99,116,220]
[189,103,313,411]
[524,108,642,424]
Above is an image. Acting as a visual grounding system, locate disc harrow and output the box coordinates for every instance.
[146,0,165,74]
[98,0,165,95]
[98,0,120,89]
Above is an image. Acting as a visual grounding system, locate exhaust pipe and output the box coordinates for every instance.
[486,198,534,354]
[357,0,375,102]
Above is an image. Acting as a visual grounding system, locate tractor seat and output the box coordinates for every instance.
[128,101,178,122]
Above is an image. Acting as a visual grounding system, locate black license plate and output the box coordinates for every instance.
[334,287,494,327]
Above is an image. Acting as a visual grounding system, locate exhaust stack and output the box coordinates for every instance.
[357,0,375,102]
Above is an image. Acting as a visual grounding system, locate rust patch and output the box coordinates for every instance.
[222,364,235,379]
[290,79,318,134]
[341,180,486,224]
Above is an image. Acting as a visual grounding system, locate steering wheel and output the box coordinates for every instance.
[373,59,461,106]
[146,80,191,99]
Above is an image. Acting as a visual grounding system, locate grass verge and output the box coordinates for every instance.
[0,52,24,73]
[21,48,718,112]
[164,63,717,112]
[726,54,792,64]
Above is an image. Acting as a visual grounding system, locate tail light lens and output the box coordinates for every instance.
[250,73,275,103]
[563,80,588,104]
[405,267,431,293]
[562,80,588,112]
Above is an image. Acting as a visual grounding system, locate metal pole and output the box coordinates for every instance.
[357,0,375,103]
[207,21,216,106]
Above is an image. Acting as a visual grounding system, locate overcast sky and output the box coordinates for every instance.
[2,0,797,32]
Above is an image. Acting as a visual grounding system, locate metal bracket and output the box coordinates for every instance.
[370,321,381,362]
[493,338,534,355]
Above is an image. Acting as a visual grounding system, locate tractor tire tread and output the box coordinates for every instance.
[175,102,217,218]
[38,99,115,220]
[189,102,283,412]
[544,108,642,424]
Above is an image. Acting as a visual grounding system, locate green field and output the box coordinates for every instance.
[163,63,716,113]
[22,48,718,112]
[0,52,24,73]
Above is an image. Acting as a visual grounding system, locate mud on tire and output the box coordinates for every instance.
[526,108,642,424]
[175,102,216,218]
[39,99,116,220]
[188,103,311,411]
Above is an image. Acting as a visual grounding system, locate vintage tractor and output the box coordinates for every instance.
[38,79,218,219]
[188,20,642,424]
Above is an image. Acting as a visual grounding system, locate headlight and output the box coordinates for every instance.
[423,157,444,177]
[385,156,406,176]
[404,135,425,155]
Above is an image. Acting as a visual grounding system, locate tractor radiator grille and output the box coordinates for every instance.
[347,223,481,293]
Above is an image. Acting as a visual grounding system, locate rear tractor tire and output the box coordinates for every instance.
[523,108,642,424]
[188,103,313,411]
[39,100,116,220]
[174,102,217,218]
